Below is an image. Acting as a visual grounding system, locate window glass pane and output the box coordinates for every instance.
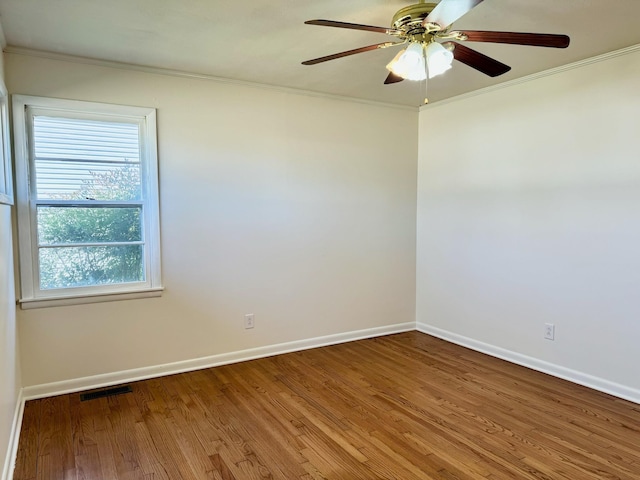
[39,245,144,290]
[33,116,141,201]
[37,207,142,245]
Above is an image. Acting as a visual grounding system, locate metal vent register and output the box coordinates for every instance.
[80,385,133,401]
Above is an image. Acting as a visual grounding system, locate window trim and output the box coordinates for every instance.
[0,82,13,205]
[13,95,163,308]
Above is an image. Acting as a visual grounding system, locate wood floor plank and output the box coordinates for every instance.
[104,395,148,479]
[133,381,199,479]
[38,396,75,479]
[13,399,41,480]
[93,423,119,479]
[13,332,640,479]
[74,444,101,480]
[186,379,280,478]
[218,370,311,476]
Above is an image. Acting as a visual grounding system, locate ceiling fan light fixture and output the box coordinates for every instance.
[303,0,571,95]
[386,42,426,81]
[425,41,454,78]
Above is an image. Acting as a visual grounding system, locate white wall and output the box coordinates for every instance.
[0,204,20,480]
[417,49,640,398]
[5,53,418,388]
[0,53,21,479]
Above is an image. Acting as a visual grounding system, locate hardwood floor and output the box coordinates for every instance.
[13,332,640,479]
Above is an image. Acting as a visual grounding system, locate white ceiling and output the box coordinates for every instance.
[1,0,639,107]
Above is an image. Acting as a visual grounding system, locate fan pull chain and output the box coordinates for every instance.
[423,45,429,105]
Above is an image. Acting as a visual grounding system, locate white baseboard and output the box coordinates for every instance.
[22,322,415,400]
[2,388,24,480]
[9,321,640,480]
[417,322,640,405]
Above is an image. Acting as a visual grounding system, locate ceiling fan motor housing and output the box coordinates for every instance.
[392,2,440,43]
[392,3,437,30]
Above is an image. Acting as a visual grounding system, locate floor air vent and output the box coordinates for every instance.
[80,385,133,401]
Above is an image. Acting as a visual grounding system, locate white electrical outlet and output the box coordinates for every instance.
[244,313,255,329]
[544,323,555,340]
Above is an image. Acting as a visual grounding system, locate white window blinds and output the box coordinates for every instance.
[32,116,142,200]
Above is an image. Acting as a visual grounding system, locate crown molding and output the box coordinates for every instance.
[3,46,417,112]
[421,43,640,111]
[7,42,639,114]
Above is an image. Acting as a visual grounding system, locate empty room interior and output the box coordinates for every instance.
[1,0,639,478]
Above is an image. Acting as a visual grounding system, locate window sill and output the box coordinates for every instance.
[18,287,164,309]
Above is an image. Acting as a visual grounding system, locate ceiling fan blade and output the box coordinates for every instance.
[384,72,404,84]
[445,42,511,77]
[456,30,570,48]
[302,42,399,65]
[424,0,485,29]
[305,19,397,35]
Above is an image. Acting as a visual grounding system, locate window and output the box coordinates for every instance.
[13,96,162,308]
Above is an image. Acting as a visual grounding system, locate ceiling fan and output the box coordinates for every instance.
[302,0,570,96]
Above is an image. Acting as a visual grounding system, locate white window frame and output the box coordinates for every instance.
[13,95,163,308]
[0,82,13,205]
